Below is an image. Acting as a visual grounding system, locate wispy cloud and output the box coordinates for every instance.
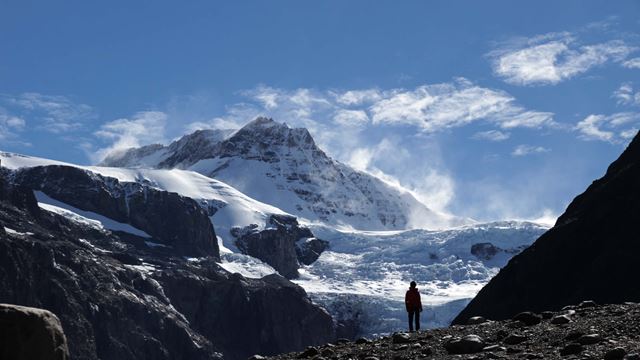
[489,31,636,86]
[368,79,556,131]
[613,83,640,106]
[575,112,640,142]
[623,57,640,69]
[0,108,26,141]
[222,79,555,136]
[1,92,94,133]
[472,130,510,142]
[512,144,551,157]
[90,111,167,163]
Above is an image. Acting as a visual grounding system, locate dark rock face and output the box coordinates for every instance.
[266,302,640,360]
[470,242,500,261]
[453,131,640,324]
[0,304,69,360]
[232,214,328,279]
[13,165,219,258]
[0,176,335,360]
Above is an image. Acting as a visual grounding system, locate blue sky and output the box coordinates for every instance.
[1,1,639,222]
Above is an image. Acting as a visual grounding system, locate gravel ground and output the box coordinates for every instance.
[263,301,640,360]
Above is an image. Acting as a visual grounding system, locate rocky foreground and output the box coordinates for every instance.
[265,301,640,360]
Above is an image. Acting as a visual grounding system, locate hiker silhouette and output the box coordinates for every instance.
[405,281,422,332]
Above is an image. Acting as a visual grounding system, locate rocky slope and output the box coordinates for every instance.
[101,117,467,230]
[13,165,219,258]
[453,131,640,324]
[266,301,640,360]
[0,171,335,360]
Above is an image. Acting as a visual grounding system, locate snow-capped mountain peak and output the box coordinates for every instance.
[102,117,470,230]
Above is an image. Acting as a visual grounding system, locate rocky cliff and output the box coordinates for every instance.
[0,172,336,360]
[12,165,219,258]
[453,131,640,324]
[232,214,329,279]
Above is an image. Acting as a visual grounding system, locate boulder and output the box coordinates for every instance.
[444,334,485,354]
[0,304,69,360]
[467,316,488,325]
[512,312,542,326]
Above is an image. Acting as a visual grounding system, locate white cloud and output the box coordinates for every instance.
[472,130,510,142]
[623,57,640,69]
[613,83,640,106]
[368,79,555,131]
[2,92,94,133]
[620,128,639,140]
[0,110,26,140]
[512,144,551,157]
[333,89,383,105]
[333,109,369,127]
[575,112,640,142]
[91,111,167,163]
[489,31,636,85]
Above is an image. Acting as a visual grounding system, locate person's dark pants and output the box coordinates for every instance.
[408,309,420,332]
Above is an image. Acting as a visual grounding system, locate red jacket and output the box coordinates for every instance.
[405,288,422,312]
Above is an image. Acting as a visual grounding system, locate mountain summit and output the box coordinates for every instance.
[102,117,467,230]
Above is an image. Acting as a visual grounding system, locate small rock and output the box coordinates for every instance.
[507,347,523,354]
[363,357,379,360]
[513,311,542,326]
[577,334,602,345]
[483,345,506,352]
[579,300,598,308]
[560,343,583,356]
[444,334,485,354]
[355,337,371,344]
[625,354,640,360]
[392,332,412,344]
[541,311,554,319]
[486,353,503,359]
[565,330,585,341]
[503,333,527,345]
[411,343,421,349]
[605,348,627,360]
[297,346,320,358]
[247,356,266,360]
[524,353,544,359]
[467,316,488,325]
[551,314,572,324]
[395,344,408,350]
[321,348,335,357]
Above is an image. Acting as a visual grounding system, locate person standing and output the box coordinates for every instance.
[405,281,422,332]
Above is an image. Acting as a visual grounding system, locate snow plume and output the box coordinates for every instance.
[346,137,455,218]
[90,111,167,163]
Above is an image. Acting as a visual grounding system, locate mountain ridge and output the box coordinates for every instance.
[102,117,470,231]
